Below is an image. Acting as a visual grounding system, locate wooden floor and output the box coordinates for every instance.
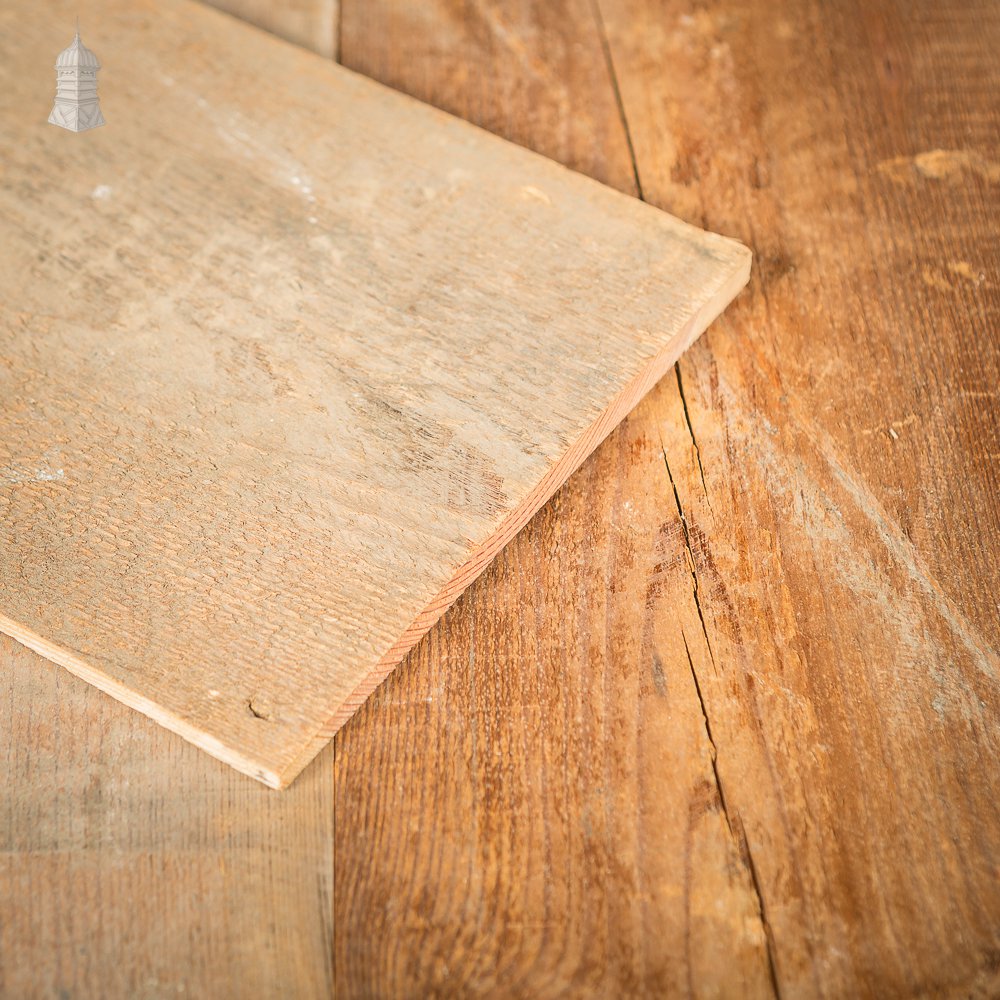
[2,0,998,997]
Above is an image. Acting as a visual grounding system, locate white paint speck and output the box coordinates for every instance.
[35,468,64,481]
[308,216,317,225]
[208,689,220,698]
[92,185,112,200]
[520,185,551,204]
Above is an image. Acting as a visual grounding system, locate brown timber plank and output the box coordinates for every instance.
[596,0,1000,995]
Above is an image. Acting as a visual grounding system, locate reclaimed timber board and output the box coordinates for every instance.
[0,0,749,788]
[200,0,339,58]
[4,0,999,996]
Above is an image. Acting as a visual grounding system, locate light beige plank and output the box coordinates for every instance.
[199,0,338,58]
[0,0,749,787]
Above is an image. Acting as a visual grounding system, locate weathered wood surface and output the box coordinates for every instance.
[0,635,335,999]
[0,0,748,788]
[3,0,999,996]
[338,0,1000,995]
[201,0,338,57]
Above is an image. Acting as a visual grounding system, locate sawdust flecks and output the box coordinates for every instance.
[947,261,988,286]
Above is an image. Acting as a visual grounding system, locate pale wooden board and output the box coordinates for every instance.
[0,0,749,788]
[200,0,338,58]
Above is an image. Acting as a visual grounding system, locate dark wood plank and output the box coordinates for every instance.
[594,0,1000,995]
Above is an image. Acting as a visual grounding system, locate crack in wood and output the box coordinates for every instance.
[739,815,784,1000]
[682,631,782,1000]
[660,442,718,672]
[675,364,711,503]
[589,0,645,202]
[666,439,781,998]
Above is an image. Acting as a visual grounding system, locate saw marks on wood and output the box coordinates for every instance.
[0,0,749,786]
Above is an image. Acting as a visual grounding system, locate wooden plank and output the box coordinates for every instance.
[333,402,779,998]
[333,2,776,996]
[0,635,334,999]
[199,0,338,58]
[338,0,640,195]
[335,0,1000,996]
[591,0,1000,996]
[3,4,341,990]
[5,0,995,996]
[0,0,749,788]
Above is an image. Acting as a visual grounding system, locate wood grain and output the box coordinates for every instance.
[594,0,1000,993]
[200,0,339,58]
[0,634,335,999]
[333,0,1000,996]
[0,0,749,787]
[3,0,998,996]
[334,1,776,996]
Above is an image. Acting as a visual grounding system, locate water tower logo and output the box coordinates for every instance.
[48,25,105,132]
